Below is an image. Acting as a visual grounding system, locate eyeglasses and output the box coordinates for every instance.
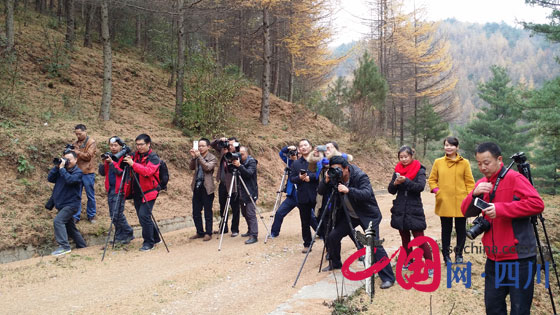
[136,142,147,147]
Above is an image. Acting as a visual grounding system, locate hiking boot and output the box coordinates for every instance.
[139,244,154,252]
[203,235,212,241]
[51,247,71,256]
[245,236,258,245]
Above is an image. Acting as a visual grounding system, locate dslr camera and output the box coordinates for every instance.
[466,216,491,240]
[101,140,131,162]
[287,148,298,157]
[225,152,241,163]
[327,167,343,185]
[218,140,229,149]
[52,144,75,167]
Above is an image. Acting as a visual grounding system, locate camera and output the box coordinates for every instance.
[511,152,527,164]
[288,149,298,157]
[225,152,241,162]
[316,145,327,152]
[218,140,229,149]
[100,144,131,162]
[63,144,75,155]
[327,167,343,184]
[466,216,491,240]
[299,169,307,176]
[52,157,68,167]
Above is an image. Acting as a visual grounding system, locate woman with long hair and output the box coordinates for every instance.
[428,137,475,264]
[389,146,432,273]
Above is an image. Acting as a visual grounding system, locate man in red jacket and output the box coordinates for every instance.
[461,142,544,315]
[124,134,161,252]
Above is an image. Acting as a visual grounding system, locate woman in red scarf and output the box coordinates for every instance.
[388,146,432,274]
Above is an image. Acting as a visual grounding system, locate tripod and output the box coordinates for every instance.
[218,167,270,251]
[510,153,560,314]
[101,164,169,261]
[101,164,129,261]
[293,188,364,287]
[264,160,290,244]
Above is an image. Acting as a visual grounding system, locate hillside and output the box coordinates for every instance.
[0,14,396,251]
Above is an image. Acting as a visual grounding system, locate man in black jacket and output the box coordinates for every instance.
[290,139,318,253]
[232,146,259,244]
[318,156,395,289]
[47,151,87,256]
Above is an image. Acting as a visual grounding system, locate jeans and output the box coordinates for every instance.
[218,181,240,233]
[192,186,214,236]
[241,201,258,237]
[440,217,466,258]
[270,195,298,237]
[54,206,87,249]
[327,215,395,283]
[133,196,161,247]
[484,256,536,315]
[74,173,96,220]
[107,190,134,241]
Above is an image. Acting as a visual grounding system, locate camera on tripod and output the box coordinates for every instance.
[100,142,131,162]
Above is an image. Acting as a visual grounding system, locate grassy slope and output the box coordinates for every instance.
[0,13,396,250]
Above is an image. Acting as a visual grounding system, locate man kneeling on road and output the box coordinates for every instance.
[318,155,395,289]
[47,151,87,256]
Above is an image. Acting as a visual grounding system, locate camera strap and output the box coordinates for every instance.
[489,166,509,203]
[79,136,89,149]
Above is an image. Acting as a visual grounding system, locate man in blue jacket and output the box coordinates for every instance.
[269,145,299,238]
[47,151,87,256]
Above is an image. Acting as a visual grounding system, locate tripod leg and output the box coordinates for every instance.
[265,170,288,244]
[218,175,236,251]
[293,191,335,287]
[102,167,128,262]
[532,219,557,314]
[150,211,169,252]
[238,175,270,236]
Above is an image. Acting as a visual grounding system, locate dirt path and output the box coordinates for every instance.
[0,192,488,315]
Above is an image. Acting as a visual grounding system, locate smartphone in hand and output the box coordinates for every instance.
[474,197,490,210]
[193,140,198,150]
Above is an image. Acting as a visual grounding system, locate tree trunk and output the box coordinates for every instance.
[83,3,94,48]
[174,0,186,125]
[49,0,54,12]
[6,0,15,51]
[65,0,74,48]
[260,6,271,125]
[238,8,244,75]
[271,17,280,96]
[288,54,294,103]
[99,0,112,121]
[57,0,62,22]
[135,13,141,48]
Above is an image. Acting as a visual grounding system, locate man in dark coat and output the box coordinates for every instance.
[232,146,259,244]
[318,156,395,289]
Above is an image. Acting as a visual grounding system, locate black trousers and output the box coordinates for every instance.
[484,256,536,315]
[133,196,160,247]
[440,217,466,258]
[192,186,214,236]
[218,181,240,233]
[298,202,316,247]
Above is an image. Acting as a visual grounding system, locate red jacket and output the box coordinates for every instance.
[461,166,544,261]
[99,157,125,194]
[129,149,160,202]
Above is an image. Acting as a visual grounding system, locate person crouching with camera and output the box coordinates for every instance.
[47,151,87,256]
[231,146,259,245]
[461,142,544,314]
[98,136,134,245]
[318,156,395,289]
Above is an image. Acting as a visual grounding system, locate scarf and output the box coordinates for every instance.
[394,159,421,180]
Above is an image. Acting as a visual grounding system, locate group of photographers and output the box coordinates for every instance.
[47,126,546,312]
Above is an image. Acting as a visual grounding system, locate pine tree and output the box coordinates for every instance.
[409,99,449,157]
[459,65,531,177]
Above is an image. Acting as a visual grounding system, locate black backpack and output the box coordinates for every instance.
[157,159,169,191]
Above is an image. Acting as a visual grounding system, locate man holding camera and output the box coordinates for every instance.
[189,138,217,241]
[269,145,299,238]
[211,137,241,236]
[123,134,162,252]
[318,156,395,289]
[47,151,87,256]
[72,124,97,223]
[98,136,134,245]
[232,146,259,244]
[290,139,319,253]
[461,142,544,314]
